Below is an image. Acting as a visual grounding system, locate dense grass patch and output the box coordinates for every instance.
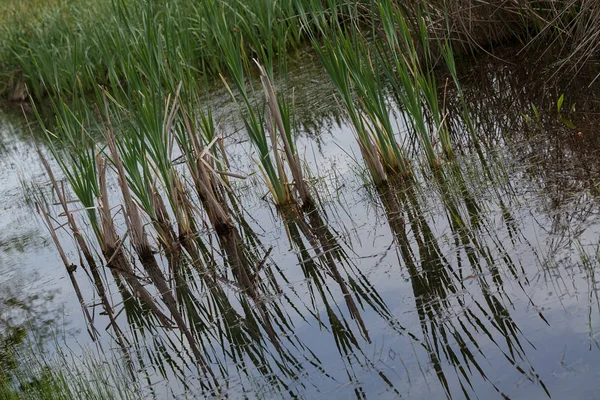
[1,341,142,400]
[1,0,598,101]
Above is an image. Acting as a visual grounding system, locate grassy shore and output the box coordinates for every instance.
[1,0,598,101]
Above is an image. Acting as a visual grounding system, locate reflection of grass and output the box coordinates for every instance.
[376,167,553,398]
[279,202,401,395]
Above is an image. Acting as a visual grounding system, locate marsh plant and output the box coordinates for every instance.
[3,0,600,397]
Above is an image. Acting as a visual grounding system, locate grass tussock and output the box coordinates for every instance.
[1,339,142,400]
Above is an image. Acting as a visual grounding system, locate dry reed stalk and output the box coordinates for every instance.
[150,184,180,256]
[394,0,600,77]
[96,155,174,328]
[181,116,234,234]
[170,174,209,257]
[170,171,194,241]
[170,174,226,286]
[36,148,129,354]
[359,116,389,184]
[178,109,283,351]
[169,176,242,320]
[102,93,213,376]
[172,98,254,320]
[36,199,98,341]
[148,183,185,291]
[170,84,235,232]
[198,176,283,351]
[255,60,313,207]
[263,112,291,201]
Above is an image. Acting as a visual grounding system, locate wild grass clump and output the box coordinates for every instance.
[25,2,322,388]
[1,0,599,104]
[218,28,314,206]
[0,0,109,101]
[1,339,142,400]
[0,0,343,101]
[302,1,460,184]
[376,1,455,168]
[311,28,412,185]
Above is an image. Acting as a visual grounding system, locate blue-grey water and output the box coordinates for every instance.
[2,47,600,399]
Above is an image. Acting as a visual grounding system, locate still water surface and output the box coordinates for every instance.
[1,46,600,399]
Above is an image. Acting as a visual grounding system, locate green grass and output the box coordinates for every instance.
[1,340,142,400]
[0,0,336,100]
[3,0,600,395]
[2,0,598,100]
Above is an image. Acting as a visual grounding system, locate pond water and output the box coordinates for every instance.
[2,45,600,399]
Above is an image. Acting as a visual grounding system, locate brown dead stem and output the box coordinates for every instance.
[256,60,314,208]
[36,199,98,341]
[179,107,283,352]
[36,148,129,356]
[102,92,213,377]
[149,182,184,291]
[97,155,174,328]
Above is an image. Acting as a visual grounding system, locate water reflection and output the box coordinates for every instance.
[0,273,59,386]
[377,162,552,398]
[279,202,405,396]
[3,44,600,399]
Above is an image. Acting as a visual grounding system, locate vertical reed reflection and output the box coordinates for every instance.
[279,201,402,397]
[377,168,550,398]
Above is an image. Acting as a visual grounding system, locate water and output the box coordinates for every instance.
[2,45,600,399]
[0,109,66,336]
